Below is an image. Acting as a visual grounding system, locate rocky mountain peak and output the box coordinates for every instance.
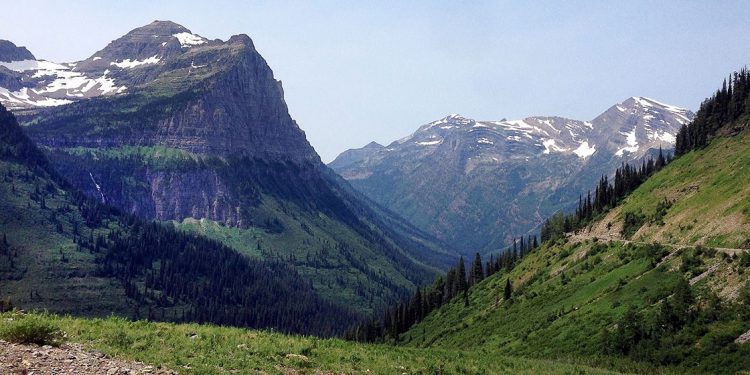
[0,21,218,110]
[135,20,191,35]
[363,141,385,149]
[0,40,35,63]
[79,20,208,70]
[425,114,475,128]
[590,97,694,157]
[227,34,255,49]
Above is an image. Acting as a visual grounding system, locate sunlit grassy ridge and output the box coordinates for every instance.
[592,131,750,248]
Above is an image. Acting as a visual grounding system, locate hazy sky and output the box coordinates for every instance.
[2,1,750,161]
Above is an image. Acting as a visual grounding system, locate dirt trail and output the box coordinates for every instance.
[0,339,176,375]
[567,232,749,255]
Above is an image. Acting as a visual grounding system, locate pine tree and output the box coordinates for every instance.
[469,252,484,286]
[504,278,513,300]
[457,257,467,293]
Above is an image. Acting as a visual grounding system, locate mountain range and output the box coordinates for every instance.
[330,97,694,254]
[0,21,455,323]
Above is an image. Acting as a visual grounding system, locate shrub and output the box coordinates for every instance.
[621,211,646,239]
[739,252,750,267]
[0,313,65,346]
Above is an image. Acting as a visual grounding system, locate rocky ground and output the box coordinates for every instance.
[0,339,176,375]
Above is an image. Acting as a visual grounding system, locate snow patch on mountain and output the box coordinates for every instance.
[478,137,494,145]
[173,32,207,48]
[649,130,676,144]
[542,139,567,154]
[110,55,160,68]
[0,87,73,107]
[573,141,596,159]
[631,96,692,124]
[416,139,442,146]
[615,129,640,156]
[0,57,127,109]
[0,59,68,72]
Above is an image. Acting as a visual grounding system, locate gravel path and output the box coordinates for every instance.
[0,339,177,375]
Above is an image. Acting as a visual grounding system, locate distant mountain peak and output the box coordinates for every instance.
[363,141,384,149]
[0,40,35,62]
[422,113,475,129]
[129,20,192,36]
[0,21,223,111]
[625,96,689,113]
[329,97,696,254]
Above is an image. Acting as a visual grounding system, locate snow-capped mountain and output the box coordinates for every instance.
[0,21,210,111]
[368,96,691,164]
[590,96,692,157]
[329,98,694,255]
[2,20,455,317]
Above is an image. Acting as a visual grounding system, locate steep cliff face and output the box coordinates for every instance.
[19,22,320,224]
[9,21,453,314]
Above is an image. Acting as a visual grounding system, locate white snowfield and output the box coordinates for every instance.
[0,59,68,72]
[110,55,160,68]
[0,57,128,109]
[573,141,596,159]
[173,32,207,48]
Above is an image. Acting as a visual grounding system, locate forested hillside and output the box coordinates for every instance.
[0,103,358,336]
[676,67,750,154]
[10,22,456,316]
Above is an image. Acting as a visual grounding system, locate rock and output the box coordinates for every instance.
[0,40,35,62]
[1,340,176,374]
[285,353,309,362]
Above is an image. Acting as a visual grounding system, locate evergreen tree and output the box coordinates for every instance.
[469,252,484,286]
[504,278,513,300]
[457,257,467,293]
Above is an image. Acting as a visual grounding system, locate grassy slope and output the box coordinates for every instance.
[587,130,750,248]
[0,312,623,375]
[401,132,750,373]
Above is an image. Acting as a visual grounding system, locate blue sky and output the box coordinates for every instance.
[2,1,750,161]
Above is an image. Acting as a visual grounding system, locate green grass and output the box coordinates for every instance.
[610,131,750,248]
[56,145,200,171]
[0,312,65,346]
[0,311,624,375]
[401,238,750,374]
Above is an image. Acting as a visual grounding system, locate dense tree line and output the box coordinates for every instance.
[676,67,750,155]
[93,221,358,336]
[345,236,538,342]
[540,150,670,243]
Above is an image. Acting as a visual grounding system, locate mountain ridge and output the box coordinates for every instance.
[330,97,694,254]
